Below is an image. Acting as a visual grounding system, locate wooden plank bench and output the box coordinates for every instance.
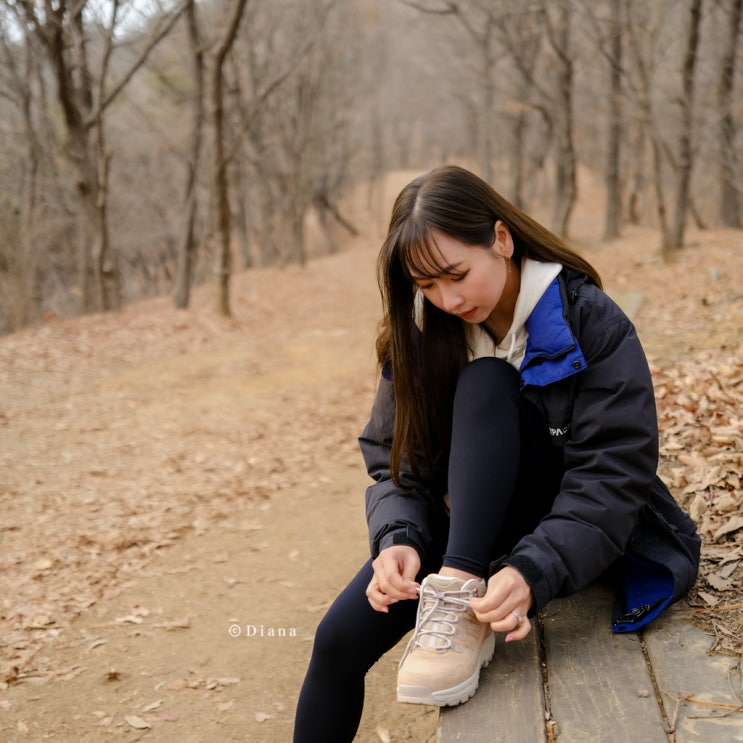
[438,584,743,742]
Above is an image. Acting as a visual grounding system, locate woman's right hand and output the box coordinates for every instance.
[366,545,421,612]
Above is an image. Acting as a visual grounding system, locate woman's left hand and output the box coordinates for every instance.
[469,566,533,642]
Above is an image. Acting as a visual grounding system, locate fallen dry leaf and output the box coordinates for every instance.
[215,677,240,686]
[706,573,735,592]
[153,617,191,630]
[164,678,189,690]
[696,591,720,607]
[115,614,144,625]
[125,715,151,730]
[714,516,743,541]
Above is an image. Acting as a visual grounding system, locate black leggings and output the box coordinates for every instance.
[293,358,562,742]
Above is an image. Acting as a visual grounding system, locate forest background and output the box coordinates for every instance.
[0,1,742,741]
[1,0,742,332]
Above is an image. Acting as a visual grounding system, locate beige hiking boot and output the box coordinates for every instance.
[397,573,494,706]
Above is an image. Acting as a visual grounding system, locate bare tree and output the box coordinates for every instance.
[173,0,206,309]
[232,0,349,269]
[0,15,41,327]
[625,2,672,247]
[493,8,545,210]
[718,0,742,228]
[12,0,185,312]
[544,1,577,236]
[212,0,249,317]
[400,1,506,184]
[603,0,624,240]
[668,0,704,252]
[581,0,626,240]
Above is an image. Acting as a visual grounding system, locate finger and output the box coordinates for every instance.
[469,584,510,617]
[374,562,418,600]
[504,616,532,642]
[487,610,532,640]
[366,580,396,613]
[469,595,496,617]
[470,600,509,624]
[383,572,419,599]
[400,554,421,584]
[368,597,390,613]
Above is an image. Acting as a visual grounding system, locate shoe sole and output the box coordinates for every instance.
[397,632,495,707]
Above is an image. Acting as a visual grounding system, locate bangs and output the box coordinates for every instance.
[398,230,465,283]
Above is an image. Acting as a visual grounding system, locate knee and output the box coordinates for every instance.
[311,609,354,661]
[454,357,520,409]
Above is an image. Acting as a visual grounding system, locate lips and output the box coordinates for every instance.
[457,308,478,321]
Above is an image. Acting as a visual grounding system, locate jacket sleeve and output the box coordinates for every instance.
[503,286,661,611]
[359,373,442,562]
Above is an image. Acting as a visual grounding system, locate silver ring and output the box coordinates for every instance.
[513,610,524,624]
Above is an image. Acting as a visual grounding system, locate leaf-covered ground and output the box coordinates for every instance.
[0,173,741,740]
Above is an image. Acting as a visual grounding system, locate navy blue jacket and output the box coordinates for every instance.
[360,269,700,632]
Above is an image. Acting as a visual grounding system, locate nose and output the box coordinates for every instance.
[440,284,464,313]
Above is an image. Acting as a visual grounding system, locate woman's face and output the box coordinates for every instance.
[407,223,515,326]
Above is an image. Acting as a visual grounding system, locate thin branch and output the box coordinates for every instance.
[222,0,339,167]
[94,0,188,121]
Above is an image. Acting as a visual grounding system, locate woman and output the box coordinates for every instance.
[293,165,700,742]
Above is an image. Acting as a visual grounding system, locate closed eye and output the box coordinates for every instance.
[415,270,467,291]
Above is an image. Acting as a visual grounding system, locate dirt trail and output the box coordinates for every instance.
[1,174,741,742]
[0,228,440,741]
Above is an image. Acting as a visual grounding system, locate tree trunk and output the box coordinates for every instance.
[212,0,249,317]
[652,130,672,251]
[626,1,672,249]
[234,162,254,270]
[91,0,121,311]
[626,120,647,225]
[174,0,205,309]
[288,204,307,268]
[5,27,43,325]
[507,83,530,210]
[68,126,99,312]
[549,4,577,237]
[718,0,742,228]
[603,0,623,241]
[93,116,120,310]
[19,151,39,326]
[47,2,100,312]
[667,0,703,253]
[478,18,495,183]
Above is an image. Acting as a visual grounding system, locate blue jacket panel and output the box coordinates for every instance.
[520,277,587,388]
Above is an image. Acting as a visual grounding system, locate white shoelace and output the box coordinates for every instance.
[399,583,474,666]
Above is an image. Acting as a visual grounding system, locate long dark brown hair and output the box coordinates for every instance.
[377,165,602,486]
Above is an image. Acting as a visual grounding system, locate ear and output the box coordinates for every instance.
[494,220,514,259]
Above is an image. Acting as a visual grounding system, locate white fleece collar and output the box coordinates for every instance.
[466,259,562,368]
